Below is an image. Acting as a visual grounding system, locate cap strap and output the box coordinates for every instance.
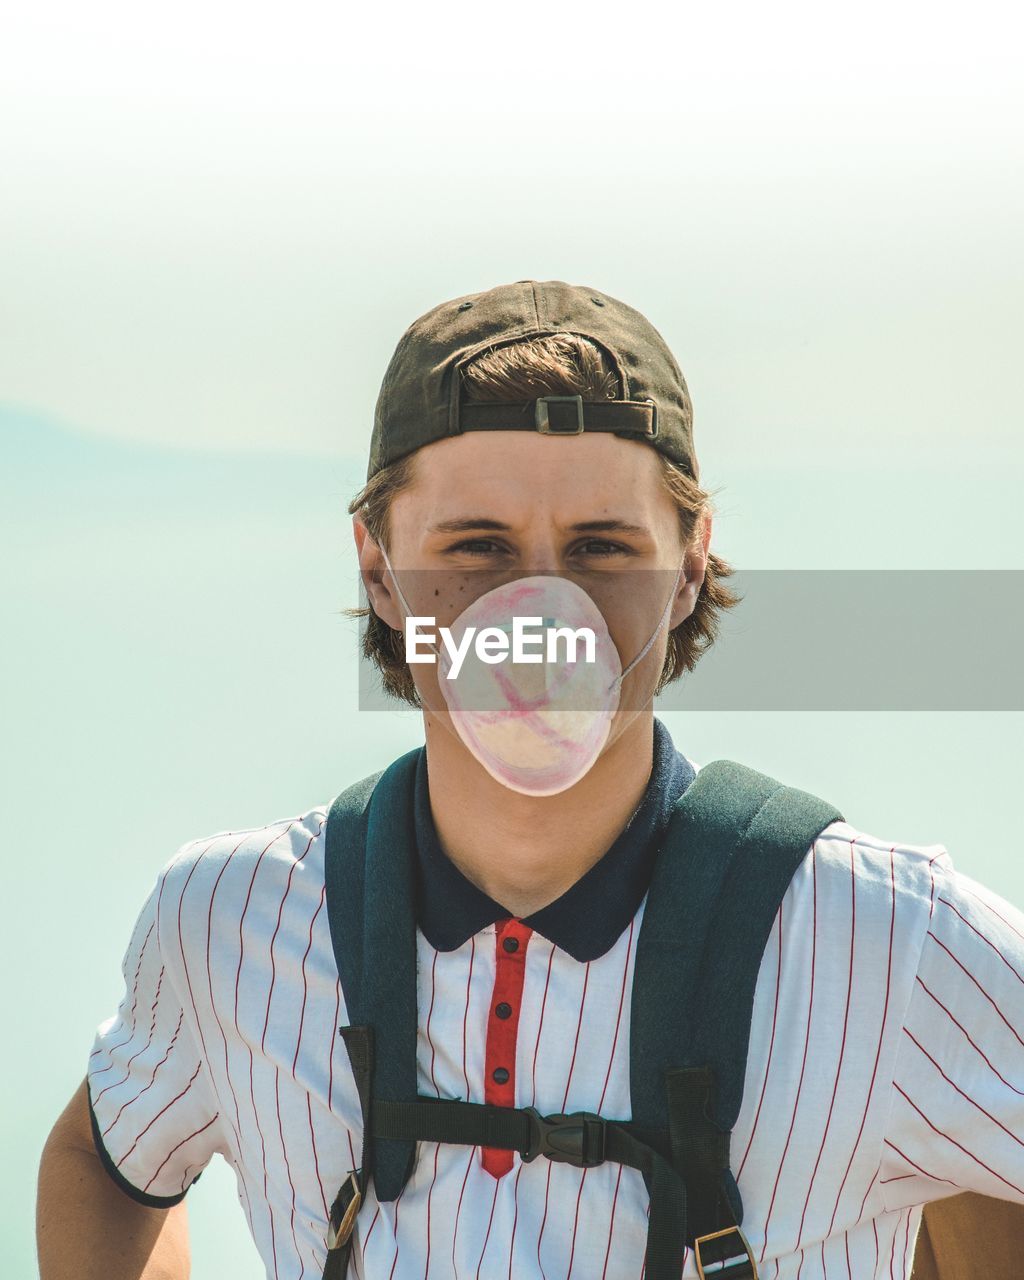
[459,396,658,440]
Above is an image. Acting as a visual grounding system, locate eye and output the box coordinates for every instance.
[572,539,633,558]
[445,538,510,556]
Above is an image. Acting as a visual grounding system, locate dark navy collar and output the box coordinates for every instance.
[413,716,696,962]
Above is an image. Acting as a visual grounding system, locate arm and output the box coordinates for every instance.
[37,1079,190,1280]
[46,853,225,1279]
[912,1192,1024,1279]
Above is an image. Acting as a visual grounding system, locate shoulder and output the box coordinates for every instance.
[917,856,1024,990]
[787,815,951,944]
[153,802,331,961]
[813,817,951,912]
[688,756,950,922]
[745,816,958,1075]
[772,817,953,1000]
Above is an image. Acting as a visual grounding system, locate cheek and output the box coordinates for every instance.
[590,571,676,664]
[407,658,442,704]
[391,568,506,628]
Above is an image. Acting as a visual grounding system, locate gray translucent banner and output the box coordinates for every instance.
[351,570,1024,711]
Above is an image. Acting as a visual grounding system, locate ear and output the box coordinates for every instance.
[352,515,406,632]
[669,511,713,630]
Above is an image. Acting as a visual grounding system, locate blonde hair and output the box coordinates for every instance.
[346,332,742,707]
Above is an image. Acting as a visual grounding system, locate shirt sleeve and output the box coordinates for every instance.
[879,855,1024,1211]
[86,859,224,1207]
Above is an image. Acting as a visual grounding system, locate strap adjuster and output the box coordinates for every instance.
[693,1224,759,1278]
[643,397,659,439]
[520,1106,606,1167]
[326,1170,362,1251]
[534,394,585,434]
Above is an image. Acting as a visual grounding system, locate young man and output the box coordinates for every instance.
[38,280,1024,1278]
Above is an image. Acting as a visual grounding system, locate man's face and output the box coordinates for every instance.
[355,429,709,740]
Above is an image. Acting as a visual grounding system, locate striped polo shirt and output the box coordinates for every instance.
[87,718,1024,1279]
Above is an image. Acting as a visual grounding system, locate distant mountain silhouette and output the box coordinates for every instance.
[0,405,366,506]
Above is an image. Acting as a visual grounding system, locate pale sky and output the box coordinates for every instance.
[2,0,1022,465]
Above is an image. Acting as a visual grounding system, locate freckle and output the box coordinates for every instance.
[434,589,439,596]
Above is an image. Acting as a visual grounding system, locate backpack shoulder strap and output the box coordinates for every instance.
[686,761,844,1125]
[631,757,844,1252]
[323,765,382,1010]
[323,747,423,1204]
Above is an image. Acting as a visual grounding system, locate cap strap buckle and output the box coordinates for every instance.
[534,394,585,434]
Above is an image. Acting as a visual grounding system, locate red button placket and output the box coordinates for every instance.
[482,915,533,1177]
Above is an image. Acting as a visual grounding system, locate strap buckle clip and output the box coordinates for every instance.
[534,394,585,434]
[326,1170,362,1251]
[520,1106,607,1167]
[693,1224,759,1278]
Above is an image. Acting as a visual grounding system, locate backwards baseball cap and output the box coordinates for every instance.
[367,278,698,482]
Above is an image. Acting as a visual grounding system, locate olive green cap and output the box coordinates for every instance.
[366,279,698,482]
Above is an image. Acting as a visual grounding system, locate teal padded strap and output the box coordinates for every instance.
[323,766,383,1006]
[631,758,843,1239]
[324,749,423,1203]
[687,764,844,1127]
[631,759,770,1141]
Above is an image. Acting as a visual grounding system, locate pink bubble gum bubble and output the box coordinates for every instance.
[438,576,621,796]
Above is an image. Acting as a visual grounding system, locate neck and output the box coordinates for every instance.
[421,709,657,918]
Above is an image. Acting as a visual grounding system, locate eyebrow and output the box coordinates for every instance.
[428,518,652,536]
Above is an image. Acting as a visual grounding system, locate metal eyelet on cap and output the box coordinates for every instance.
[458,301,473,311]
[590,297,605,306]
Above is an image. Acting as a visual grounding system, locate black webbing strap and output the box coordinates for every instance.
[666,1067,732,1238]
[375,1095,690,1279]
[376,1096,671,1166]
[373,1088,752,1280]
[322,1025,374,1280]
[321,1083,753,1280]
[667,1067,757,1277]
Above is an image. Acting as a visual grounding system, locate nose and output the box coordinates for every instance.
[519,537,560,578]
[517,530,566,577]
